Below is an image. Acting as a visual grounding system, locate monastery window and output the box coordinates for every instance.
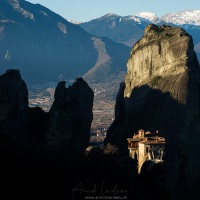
[131,143,133,148]
[146,147,149,153]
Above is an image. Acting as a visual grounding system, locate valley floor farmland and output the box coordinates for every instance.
[28,85,115,136]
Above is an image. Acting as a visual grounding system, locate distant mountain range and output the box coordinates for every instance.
[0,0,130,86]
[79,12,154,47]
[157,10,200,61]
[1,0,200,101]
[158,10,200,26]
[79,10,200,61]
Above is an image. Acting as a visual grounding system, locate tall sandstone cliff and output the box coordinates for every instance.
[106,24,200,199]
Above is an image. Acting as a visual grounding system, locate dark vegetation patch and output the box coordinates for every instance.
[151,75,162,86]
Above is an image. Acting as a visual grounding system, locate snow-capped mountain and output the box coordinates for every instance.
[157,10,200,61]
[98,12,159,24]
[135,12,159,23]
[79,13,156,47]
[79,10,200,62]
[158,10,200,26]
[66,19,80,24]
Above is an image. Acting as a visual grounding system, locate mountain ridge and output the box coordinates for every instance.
[79,10,200,62]
[158,10,200,26]
[79,12,150,47]
[0,0,130,88]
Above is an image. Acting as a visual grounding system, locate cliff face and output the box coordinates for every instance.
[104,82,128,154]
[0,69,93,156]
[0,69,29,143]
[46,78,94,155]
[106,25,200,199]
[125,24,197,98]
[124,25,200,132]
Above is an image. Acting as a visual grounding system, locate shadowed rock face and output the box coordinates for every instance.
[104,82,128,155]
[46,78,94,155]
[0,69,49,145]
[105,24,200,199]
[0,69,29,143]
[0,69,94,156]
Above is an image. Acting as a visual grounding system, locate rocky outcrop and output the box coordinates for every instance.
[106,24,200,199]
[0,69,29,143]
[85,146,103,161]
[46,78,94,155]
[0,69,94,155]
[0,69,49,145]
[124,24,197,98]
[104,82,128,154]
[28,106,48,145]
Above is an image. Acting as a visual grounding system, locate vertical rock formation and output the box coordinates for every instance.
[104,82,128,154]
[106,24,200,199]
[46,78,94,155]
[0,69,29,143]
[0,68,93,155]
[124,25,200,200]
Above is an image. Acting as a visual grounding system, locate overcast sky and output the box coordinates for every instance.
[27,0,200,22]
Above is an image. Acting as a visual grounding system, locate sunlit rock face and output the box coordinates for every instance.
[125,24,196,98]
[46,78,94,155]
[124,24,200,139]
[106,24,200,199]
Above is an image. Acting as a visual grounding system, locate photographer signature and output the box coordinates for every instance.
[72,180,128,199]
